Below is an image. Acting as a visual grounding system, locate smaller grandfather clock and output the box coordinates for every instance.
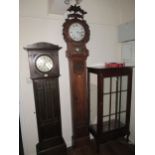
[63,5,90,147]
[24,42,67,155]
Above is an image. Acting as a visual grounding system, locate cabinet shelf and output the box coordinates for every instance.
[103,90,127,95]
[103,110,126,118]
[90,120,125,134]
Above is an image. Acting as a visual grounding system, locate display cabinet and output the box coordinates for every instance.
[87,66,133,152]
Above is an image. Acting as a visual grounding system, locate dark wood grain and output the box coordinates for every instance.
[33,78,61,141]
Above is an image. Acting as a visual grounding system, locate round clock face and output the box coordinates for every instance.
[36,55,53,72]
[69,23,85,41]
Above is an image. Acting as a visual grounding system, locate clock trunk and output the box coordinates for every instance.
[68,57,89,146]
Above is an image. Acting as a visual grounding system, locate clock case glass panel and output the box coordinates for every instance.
[36,55,54,73]
[63,18,90,43]
[27,53,59,79]
[69,22,85,42]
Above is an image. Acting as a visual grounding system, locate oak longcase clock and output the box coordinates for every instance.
[24,42,67,155]
[63,5,90,147]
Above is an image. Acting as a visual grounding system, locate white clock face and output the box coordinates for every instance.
[69,23,85,41]
[36,55,53,72]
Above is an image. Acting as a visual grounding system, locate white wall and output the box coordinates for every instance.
[19,0,134,155]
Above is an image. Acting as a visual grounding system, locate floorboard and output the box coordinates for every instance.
[67,139,135,155]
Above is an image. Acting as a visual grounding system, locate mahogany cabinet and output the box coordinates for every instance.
[87,66,133,152]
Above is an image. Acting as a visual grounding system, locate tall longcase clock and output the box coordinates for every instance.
[63,5,90,147]
[24,42,67,155]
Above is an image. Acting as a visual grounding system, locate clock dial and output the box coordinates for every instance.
[36,55,53,72]
[69,23,85,41]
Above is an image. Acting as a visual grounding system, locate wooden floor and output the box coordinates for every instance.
[67,139,135,155]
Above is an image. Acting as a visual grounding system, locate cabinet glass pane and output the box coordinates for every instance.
[122,76,128,90]
[104,78,110,93]
[106,76,128,92]
[121,92,127,111]
[110,115,115,120]
[103,116,109,122]
[90,74,97,125]
[112,77,117,92]
[120,112,126,125]
[117,77,121,92]
[111,94,116,114]
[103,94,110,116]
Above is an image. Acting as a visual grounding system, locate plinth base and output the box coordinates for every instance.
[72,136,90,148]
[37,137,67,155]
